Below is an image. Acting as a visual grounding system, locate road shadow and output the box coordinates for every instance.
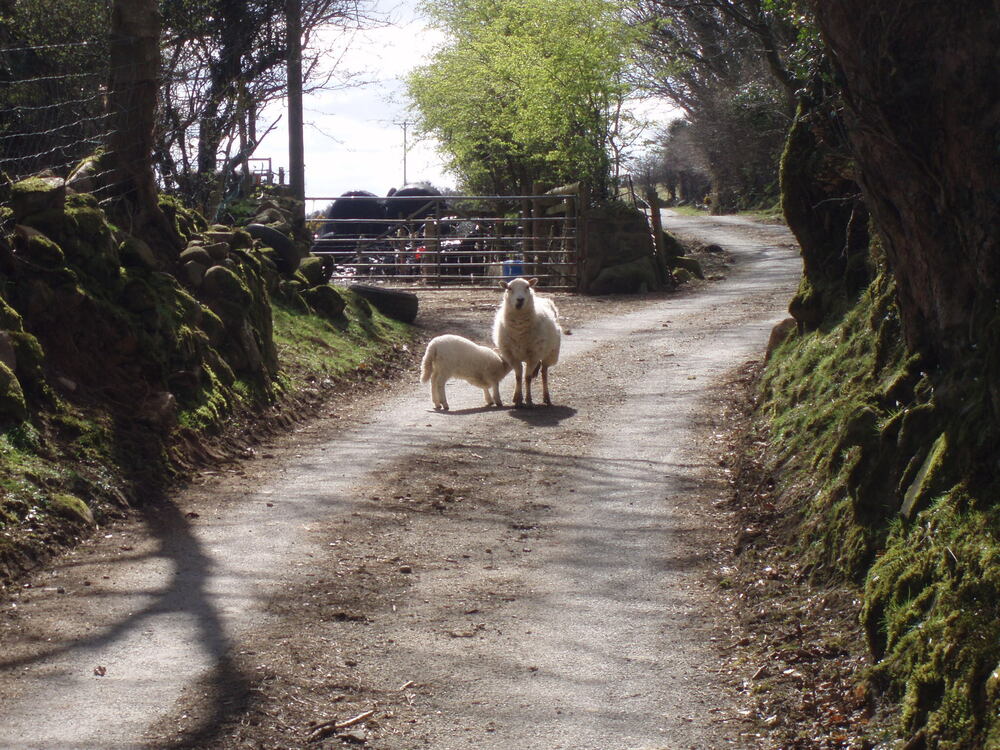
[0,492,252,749]
[507,404,577,426]
[425,404,501,415]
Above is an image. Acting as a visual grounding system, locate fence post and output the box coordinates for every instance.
[107,0,181,258]
[286,0,305,209]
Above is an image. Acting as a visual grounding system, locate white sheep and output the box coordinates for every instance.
[420,334,512,411]
[492,277,561,407]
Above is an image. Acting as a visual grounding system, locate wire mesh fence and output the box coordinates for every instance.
[0,27,115,184]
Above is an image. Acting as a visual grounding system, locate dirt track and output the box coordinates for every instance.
[0,212,800,749]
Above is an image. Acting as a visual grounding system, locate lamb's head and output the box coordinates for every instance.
[500,277,538,311]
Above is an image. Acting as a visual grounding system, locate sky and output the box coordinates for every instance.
[255,0,680,215]
[255,1,449,216]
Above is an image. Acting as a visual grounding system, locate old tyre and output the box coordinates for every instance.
[348,284,418,323]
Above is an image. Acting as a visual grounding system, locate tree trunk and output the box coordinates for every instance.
[107,0,181,259]
[814,1,1000,366]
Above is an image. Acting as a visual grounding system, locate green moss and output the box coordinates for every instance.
[0,361,27,423]
[47,492,94,526]
[760,253,1000,745]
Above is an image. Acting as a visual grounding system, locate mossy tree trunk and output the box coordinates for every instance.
[780,83,872,329]
[106,0,181,260]
[814,1,1000,368]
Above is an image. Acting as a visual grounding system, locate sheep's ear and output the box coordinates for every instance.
[499,281,508,290]
[528,277,538,287]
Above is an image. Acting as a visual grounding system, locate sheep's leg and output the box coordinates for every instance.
[490,382,503,408]
[432,375,449,411]
[511,362,524,407]
[541,364,552,406]
[482,387,494,406]
[524,370,534,407]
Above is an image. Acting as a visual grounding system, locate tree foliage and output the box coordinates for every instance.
[156,0,371,217]
[407,0,638,199]
[625,0,811,212]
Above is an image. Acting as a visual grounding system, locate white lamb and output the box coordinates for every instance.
[492,277,561,407]
[420,334,512,411]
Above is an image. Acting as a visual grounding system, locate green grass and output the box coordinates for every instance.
[270,290,412,388]
[758,265,1000,747]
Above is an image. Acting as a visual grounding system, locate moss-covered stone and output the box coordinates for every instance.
[900,433,950,520]
[0,296,24,332]
[302,285,346,320]
[11,176,66,223]
[670,255,704,280]
[0,361,27,422]
[200,265,253,322]
[119,237,158,270]
[590,256,662,294]
[47,492,94,526]
[296,255,328,289]
[180,246,213,267]
[15,229,65,267]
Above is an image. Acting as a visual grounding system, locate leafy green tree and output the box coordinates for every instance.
[156,0,372,216]
[407,0,638,199]
[626,0,801,212]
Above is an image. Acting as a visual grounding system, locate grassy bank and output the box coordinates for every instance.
[758,253,1000,747]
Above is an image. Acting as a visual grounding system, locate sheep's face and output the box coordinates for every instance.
[503,277,536,310]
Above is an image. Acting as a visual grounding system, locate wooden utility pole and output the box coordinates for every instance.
[286,0,305,206]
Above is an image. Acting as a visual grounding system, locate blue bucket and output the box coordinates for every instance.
[502,260,524,280]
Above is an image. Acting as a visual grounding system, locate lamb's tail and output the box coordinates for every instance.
[420,344,434,383]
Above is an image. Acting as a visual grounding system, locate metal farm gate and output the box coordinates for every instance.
[305,192,580,290]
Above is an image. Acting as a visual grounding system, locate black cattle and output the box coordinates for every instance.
[320,190,389,238]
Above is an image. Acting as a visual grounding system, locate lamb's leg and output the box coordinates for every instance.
[524,370,534,407]
[482,387,494,406]
[511,362,524,407]
[432,374,449,411]
[490,382,503,408]
[541,364,552,406]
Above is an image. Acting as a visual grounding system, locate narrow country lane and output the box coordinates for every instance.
[0,213,801,749]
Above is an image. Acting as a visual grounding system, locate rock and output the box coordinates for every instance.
[203,230,235,245]
[670,255,704,279]
[180,246,213,267]
[202,242,231,262]
[182,260,208,288]
[0,360,27,422]
[48,492,95,526]
[11,176,66,223]
[138,391,178,432]
[302,285,346,320]
[67,154,102,193]
[0,332,15,373]
[0,297,23,331]
[765,317,798,361]
[901,433,949,520]
[120,278,158,313]
[201,266,253,321]
[673,268,695,284]
[590,256,662,295]
[13,225,65,267]
[296,255,328,288]
[119,237,158,269]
